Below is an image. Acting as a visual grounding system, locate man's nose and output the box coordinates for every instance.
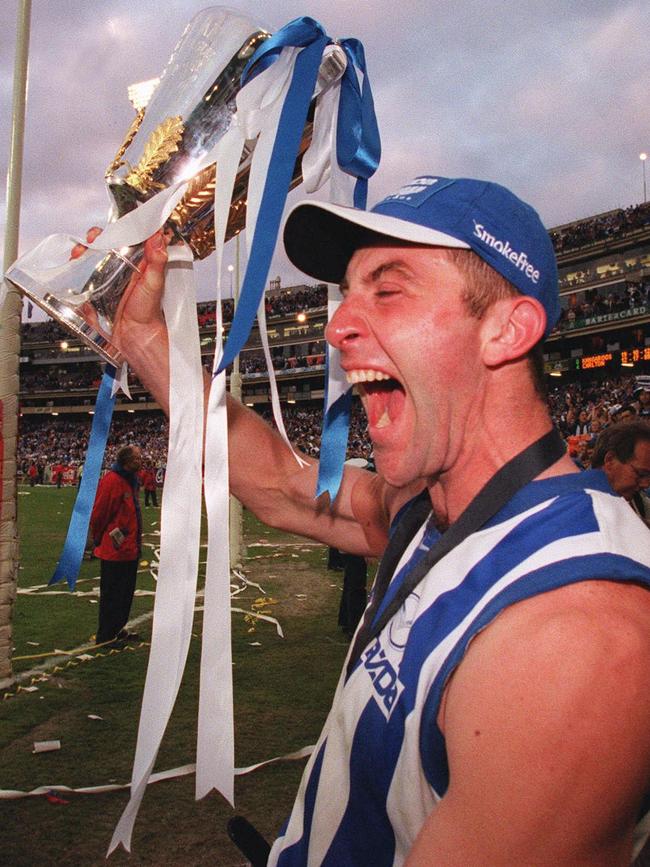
[325,298,367,350]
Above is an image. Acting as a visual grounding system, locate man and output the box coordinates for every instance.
[633,379,650,418]
[591,420,650,527]
[82,175,650,864]
[616,403,639,424]
[139,459,159,507]
[589,416,604,438]
[574,407,591,434]
[90,444,143,645]
[52,460,64,489]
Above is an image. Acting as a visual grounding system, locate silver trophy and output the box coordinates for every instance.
[7,7,345,366]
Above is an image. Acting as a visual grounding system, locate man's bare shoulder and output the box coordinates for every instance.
[430,580,650,863]
[446,578,650,725]
[492,578,650,653]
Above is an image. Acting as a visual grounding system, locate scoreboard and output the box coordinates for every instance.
[553,348,650,372]
[576,353,613,370]
[621,348,650,364]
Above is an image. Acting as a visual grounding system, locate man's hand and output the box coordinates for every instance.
[72,227,172,408]
[112,230,170,356]
[71,226,170,356]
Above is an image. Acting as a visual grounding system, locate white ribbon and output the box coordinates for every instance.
[238,48,300,238]
[306,62,356,418]
[256,295,310,470]
[5,40,355,853]
[301,47,356,207]
[6,180,193,300]
[229,606,285,638]
[109,243,204,854]
[111,362,131,398]
[325,289,350,414]
[194,112,248,804]
[0,745,315,800]
[191,44,339,809]
[4,120,249,309]
[190,50,352,816]
[299,45,355,444]
[198,362,234,803]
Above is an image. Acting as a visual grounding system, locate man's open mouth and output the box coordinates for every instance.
[346,369,405,429]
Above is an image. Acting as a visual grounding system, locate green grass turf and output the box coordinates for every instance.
[12,485,160,668]
[1,484,350,865]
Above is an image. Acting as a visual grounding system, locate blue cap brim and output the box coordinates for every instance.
[284,199,469,284]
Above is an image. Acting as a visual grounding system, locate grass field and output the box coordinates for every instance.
[1,485,350,866]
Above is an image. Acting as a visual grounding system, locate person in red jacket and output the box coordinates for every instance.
[52,462,64,488]
[90,444,143,645]
[138,461,159,507]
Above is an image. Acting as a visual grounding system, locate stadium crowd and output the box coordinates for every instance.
[16,200,649,354]
[19,413,168,485]
[18,198,650,349]
[16,206,650,486]
[19,347,328,398]
[20,365,104,392]
[22,283,326,342]
[18,374,650,484]
[195,283,327,328]
[238,347,325,375]
[549,200,650,253]
[554,280,649,332]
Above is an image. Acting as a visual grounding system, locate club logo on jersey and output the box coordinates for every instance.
[362,637,404,718]
[388,590,420,650]
[361,589,421,718]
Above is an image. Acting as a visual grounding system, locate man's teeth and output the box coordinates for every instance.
[345,370,396,429]
[345,369,392,385]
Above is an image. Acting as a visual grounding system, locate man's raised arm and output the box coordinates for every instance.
[102,230,398,557]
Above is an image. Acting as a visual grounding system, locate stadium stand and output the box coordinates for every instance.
[17,200,650,483]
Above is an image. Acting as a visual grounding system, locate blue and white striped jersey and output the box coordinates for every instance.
[269,470,650,866]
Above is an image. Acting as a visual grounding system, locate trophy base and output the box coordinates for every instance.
[44,294,123,368]
[7,273,123,368]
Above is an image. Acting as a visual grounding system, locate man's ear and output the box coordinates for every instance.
[481,296,547,367]
[603,449,617,469]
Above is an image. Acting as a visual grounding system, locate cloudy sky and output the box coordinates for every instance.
[1,0,648,310]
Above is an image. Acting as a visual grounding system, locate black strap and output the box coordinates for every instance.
[346,427,566,676]
[226,816,270,866]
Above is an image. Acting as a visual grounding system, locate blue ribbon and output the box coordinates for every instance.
[243,22,380,208]
[218,20,328,373]
[315,39,381,499]
[337,38,381,208]
[50,368,117,590]
[232,18,381,502]
[241,16,327,84]
[315,371,352,502]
